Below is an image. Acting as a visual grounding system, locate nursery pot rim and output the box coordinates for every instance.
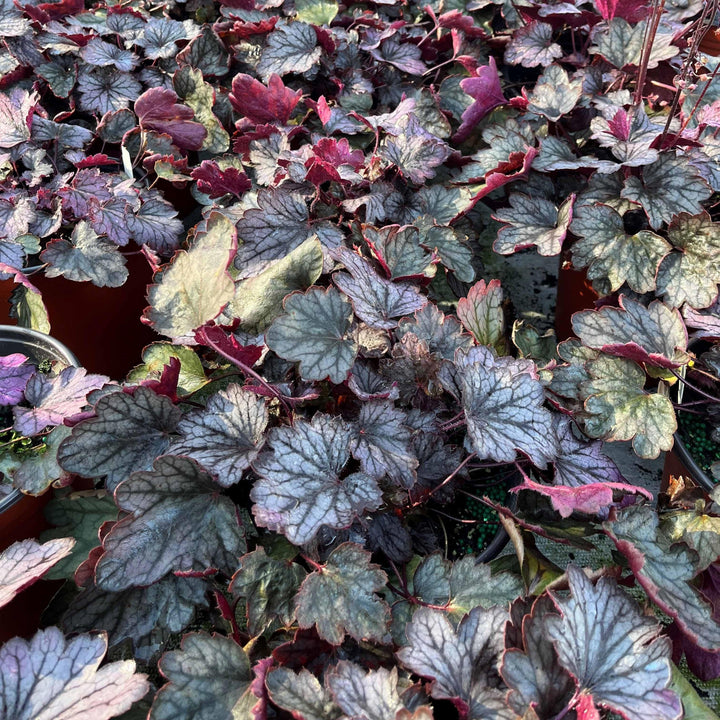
[0,325,80,515]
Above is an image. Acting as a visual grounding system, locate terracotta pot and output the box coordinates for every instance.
[700,27,720,57]
[554,252,599,341]
[0,252,157,380]
[0,326,80,641]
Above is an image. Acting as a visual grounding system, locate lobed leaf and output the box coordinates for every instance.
[57,387,182,491]
[0,537,74,609]
[251,414,382,545]
[144,212,236,340]
[456,279,506,353]
[546,565,681,720]
[295,542,390,645]
[172,385,268,487]
[0,628,149,720]
[94,455,246,590]
[265,286,357,383]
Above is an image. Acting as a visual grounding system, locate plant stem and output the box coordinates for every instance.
[671,369,720,404]
[408,452,476,508]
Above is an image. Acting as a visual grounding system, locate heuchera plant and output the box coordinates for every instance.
[2,0,720,717]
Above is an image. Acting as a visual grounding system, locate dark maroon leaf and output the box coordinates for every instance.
[229,73,302,125]
[191,161,250,199]
[135,87,206,151]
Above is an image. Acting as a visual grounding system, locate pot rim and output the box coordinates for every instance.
[0,325,79,515]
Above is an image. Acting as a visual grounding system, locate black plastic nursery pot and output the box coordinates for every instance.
[0,326,79,641]
[0,252,157,380]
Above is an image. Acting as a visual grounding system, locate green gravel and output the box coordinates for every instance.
[677,411,720,481]
[447,478,510,560]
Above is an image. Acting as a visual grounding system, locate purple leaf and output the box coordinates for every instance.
[457,347,557,468]
[350,400,418,487]
[191,161,250,199]
[454,57,506,143]
[295,542,390,645]
[135,87,206,151]
[172,384,268,487]
[94,455,246,590]
[381,115,450,183]
[369,39,425,75]
[127,195,184,254]
[0,353,33,405]
[14,366,109,437]
[332,246,427,330]
[546,565,682,720]
[396,605,513,719]
[0,627,149,720]
[77,66,142,114]
[251,414,382,545]
[501,595,576,717]
[57,386,182,492]
[62,574,208,660]
[0,537,74,608]
[605,505,720,652]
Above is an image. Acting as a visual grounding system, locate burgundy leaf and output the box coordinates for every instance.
[191,160,251,199]
[195,325,263,368]
[134,87,206,151]
[229,73,302,125]
[453,57,506,144]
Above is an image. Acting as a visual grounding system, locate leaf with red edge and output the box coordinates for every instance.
[149,633,252,720]
[191,161,250,199]
[295,542,390,645]
[251,414,382,545]
[57,386,182,492]
[0,88,36,148]
[134,87,206,151]
[0,537,74,609]
[513,477,650,518]
[332,246,427,329]
[545,565,682,720]
[145,212,237,340]
[94,455,246,590]
[456,279,506,352]
[0,353,33,405]
[0,628,149,720]
[229,73,302,125]
[14,366,109,436]
[605,505,720,652]
[396,605,513,719]
[572,296,690,369]
[454,57,506,143]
